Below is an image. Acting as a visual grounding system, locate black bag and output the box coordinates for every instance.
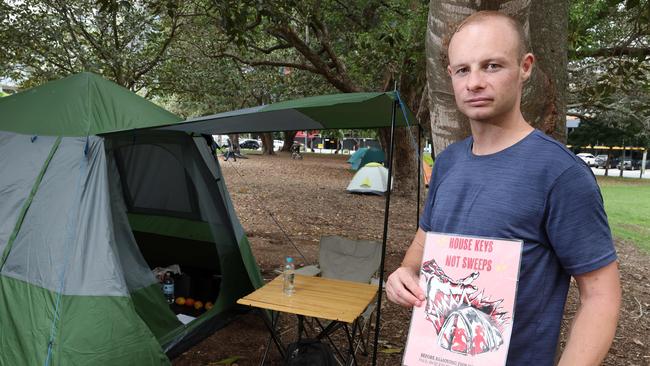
[284,338,336,366]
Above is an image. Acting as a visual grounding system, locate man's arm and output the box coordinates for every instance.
[385,228,427,307]
[558,261,621,366]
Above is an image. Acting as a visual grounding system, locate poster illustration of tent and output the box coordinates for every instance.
[403,232,523,366]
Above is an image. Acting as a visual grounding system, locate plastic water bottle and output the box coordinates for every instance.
[283,257,295,296]
[163,272,175,304]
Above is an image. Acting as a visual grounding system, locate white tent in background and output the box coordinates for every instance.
[347,162,391,195]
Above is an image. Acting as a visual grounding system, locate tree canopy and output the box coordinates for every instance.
[0,0,182,90]
[567,0,650,146]
[1,0,647,154]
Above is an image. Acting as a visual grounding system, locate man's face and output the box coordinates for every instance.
[446,19,532,123]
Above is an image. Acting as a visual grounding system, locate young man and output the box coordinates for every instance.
[386,11,621,365]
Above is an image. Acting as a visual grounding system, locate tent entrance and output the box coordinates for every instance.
[106,131,250,326]
[128,213,223,314]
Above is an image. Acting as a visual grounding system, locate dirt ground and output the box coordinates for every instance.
[173,153,650,366]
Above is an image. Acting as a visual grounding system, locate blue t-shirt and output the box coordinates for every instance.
[419,130,617,365]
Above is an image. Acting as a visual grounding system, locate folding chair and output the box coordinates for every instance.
[295,235,382,361]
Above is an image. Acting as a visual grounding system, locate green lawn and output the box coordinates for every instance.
[598,176,650,252]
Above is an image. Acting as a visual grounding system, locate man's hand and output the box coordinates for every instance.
[386,266,426,308]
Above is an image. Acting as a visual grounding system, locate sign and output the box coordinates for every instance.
[403,232,523,366]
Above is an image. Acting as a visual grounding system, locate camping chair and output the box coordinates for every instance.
[295,236,382,361]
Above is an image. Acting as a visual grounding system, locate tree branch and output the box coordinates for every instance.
[267,24,359,92]
[566,111,593,121]
[300,19,359,91]
[246,12,262,31]
[213,52,320,73]
[567,62,607,74]
[131,17,182,88]
[571,46,650,59]
[332,0,365,27]
[250,43,293,54]
[53,0,119,77]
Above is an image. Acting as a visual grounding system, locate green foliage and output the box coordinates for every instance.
[598,176,650,252]
[0,0,181,89]
[151,0,428,128]
[197,0,428,93]
[568,0,650,140]
[568,112,650,147]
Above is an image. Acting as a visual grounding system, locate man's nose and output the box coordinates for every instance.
[466,70,485,91]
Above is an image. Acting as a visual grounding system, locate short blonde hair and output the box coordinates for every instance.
[442,11,529,66]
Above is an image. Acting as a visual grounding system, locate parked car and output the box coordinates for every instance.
[273,140,284,151]
[606,157,621,169]
[594,154,609,168]
[617,158,641,170]
[239,140,261,150]
[576,153,596,167]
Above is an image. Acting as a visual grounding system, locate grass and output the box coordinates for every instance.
[597,176,650,252]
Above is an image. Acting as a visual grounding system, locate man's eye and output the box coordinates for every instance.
[486,63,501,71]
[455,68,468,75]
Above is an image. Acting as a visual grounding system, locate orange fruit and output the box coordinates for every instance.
[175,297,186,306]
[194,301,204,310]
[205,302,213,311]
[185,298,195,307]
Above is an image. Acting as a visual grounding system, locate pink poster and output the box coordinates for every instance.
[402,232,523,366]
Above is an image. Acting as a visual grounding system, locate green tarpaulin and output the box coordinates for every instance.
[160,91,415,135]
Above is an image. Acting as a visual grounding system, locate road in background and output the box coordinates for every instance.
[592,168,649,179]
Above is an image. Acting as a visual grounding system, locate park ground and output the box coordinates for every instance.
[174,153,650,366]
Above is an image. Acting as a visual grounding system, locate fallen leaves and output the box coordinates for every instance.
[208,356,245,365]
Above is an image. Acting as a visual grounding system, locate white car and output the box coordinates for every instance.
[273,140,284,151]
[577,153,596,167]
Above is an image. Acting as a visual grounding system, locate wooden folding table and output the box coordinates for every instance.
[237,274,378,365]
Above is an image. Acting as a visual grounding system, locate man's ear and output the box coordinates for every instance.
[447,65,453,77]
[520,53,535,81]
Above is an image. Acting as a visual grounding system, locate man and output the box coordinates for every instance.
[224,139,237,162]
[386,11,621,365]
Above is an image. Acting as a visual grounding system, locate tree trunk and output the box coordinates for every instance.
[378,126,420,195]
[228,134,241,153]
[426,1,476,156]
[376,64,428,196]
[282,131,297,152]
[260,133,275,155]
[426,0,566,155]
[526,0,567,142]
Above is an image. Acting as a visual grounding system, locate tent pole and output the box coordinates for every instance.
[372,97,398,366]
[417,124,422,228]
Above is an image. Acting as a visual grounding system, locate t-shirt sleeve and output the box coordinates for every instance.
[545,164,617,275]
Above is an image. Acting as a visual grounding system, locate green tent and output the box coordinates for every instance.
[347,147,385,171]
[0,72,418,365]
[0,72,262,365]
[347,147,368,163]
